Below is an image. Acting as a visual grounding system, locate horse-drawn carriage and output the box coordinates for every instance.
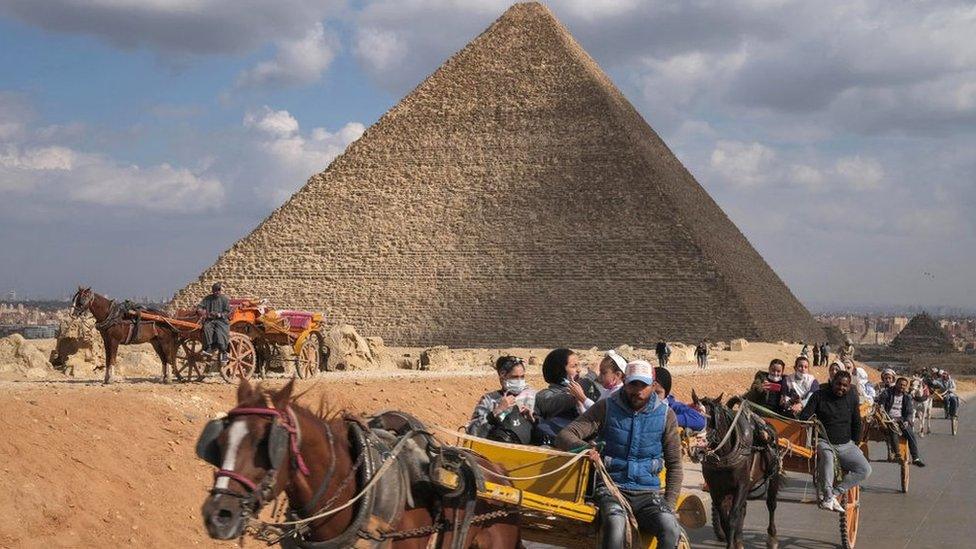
[169,299,328,382]
[764,413,862,548]
[860,404,911,493]
[436,431,706,548]
[931,391,959,436]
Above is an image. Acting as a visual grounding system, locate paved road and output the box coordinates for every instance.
[688,403,975,549]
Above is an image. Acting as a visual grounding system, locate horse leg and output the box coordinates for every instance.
[718,493,734,548]
[765,465,780,549]
[730,483,750,549]
[149,338,170,384]
[711,489,727,542]
[103,334,119,384]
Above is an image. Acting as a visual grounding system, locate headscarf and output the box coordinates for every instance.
[542,348,575,384]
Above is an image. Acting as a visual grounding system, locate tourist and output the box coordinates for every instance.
[800,341,810,358]
[874,368,897,398]
[845,357,876,404]
[825,360,844,385]
[466,356,535,443]
[876,377,925,467]
[820,342,831,366]
[694,340,709,370]
[840,338,856,362]
[534,348,600,442]
[744,359,791,416]
[812,342,821,367]
[799,371,872,512]
[936,370,959,418]
[655,339,672,369]
[653,367,706,431]
[196,282,231,364]
[556,361,683,549]
[592,349,627,401]
[784,356,819,411]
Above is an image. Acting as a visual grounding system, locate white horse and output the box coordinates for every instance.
[910,376,932,437]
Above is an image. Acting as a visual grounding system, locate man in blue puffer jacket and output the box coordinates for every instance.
[653,367,707,432]
[556,360,683,548]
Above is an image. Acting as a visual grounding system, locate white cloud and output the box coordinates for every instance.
[237,22,339,89]
[241,106,364,204]
[709,140,777,188]
[834,156,884,191]
[244,107,300,137]
[0,102,223,211]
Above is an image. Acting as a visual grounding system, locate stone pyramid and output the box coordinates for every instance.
[890,313,954,354]
[174,2,823,347]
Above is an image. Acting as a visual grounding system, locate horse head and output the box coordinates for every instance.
[198,378,302,540]
[71,286,94,317]
[693,390,754,463]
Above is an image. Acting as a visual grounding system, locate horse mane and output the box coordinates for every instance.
[244,382,355,425]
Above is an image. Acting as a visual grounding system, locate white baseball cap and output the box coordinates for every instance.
[625,360,655,386]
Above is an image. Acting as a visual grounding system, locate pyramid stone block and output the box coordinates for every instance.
[174,2,822,347]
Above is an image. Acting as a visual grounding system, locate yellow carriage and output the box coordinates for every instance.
[433,433,705,548]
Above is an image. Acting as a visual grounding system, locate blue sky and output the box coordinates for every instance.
[1,0,974,310]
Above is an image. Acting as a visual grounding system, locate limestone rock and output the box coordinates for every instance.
[325,324,375,371]
[730,339,749,352]
[420,346,452,371]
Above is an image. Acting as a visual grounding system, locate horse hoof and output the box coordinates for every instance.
[767,539,779,549]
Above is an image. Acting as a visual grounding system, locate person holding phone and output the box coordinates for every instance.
[466,355,535,441]
[534,348,601,443]
[744,358,793,416]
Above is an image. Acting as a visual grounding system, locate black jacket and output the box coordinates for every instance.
[877,389,913,424]
[799,386,862,445]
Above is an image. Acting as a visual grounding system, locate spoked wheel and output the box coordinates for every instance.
[839,485,860,548]
[295,332,322,379]
[220,333,256,383]
[174,339,205,382]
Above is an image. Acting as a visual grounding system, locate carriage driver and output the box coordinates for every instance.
[556,360,683,549]
[197,282,231,364]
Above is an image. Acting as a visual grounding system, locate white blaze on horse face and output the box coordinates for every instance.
[214,421,249,490]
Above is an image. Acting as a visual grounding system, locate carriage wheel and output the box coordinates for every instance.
[295,332,321,379]
[220,333,256,383]
[174,339,205,382]
[839,485,860,548]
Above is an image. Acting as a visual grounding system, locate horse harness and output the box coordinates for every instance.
[91,300,166,344]
[197,407,507,549]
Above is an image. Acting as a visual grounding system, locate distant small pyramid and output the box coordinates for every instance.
[173,2,823,347]
[890,313,954,354]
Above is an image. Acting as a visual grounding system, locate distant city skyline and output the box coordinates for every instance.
[2,1,974,308]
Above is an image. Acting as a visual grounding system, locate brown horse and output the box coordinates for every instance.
[197,379,522,548]
[70,287,179,384]
[693,391,781,549]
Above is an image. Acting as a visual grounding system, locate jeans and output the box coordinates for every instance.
[816,440,871,499]
[885,420,920,460]
[593,484,680,549]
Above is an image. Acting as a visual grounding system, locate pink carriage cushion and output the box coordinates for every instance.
[276,310,314,330]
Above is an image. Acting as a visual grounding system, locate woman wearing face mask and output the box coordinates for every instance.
[744,358,791,416]
[466,356,534,439]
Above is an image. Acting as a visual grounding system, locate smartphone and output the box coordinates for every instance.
[766,382,782,392]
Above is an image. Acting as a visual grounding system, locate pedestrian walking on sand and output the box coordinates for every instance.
[694,340,709,370]
[813,342,821,367]
[820,342,831,366]
[655,339,671,369]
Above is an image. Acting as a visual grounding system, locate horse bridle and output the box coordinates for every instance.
[71,289,94,317]
[199,406,312,516]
